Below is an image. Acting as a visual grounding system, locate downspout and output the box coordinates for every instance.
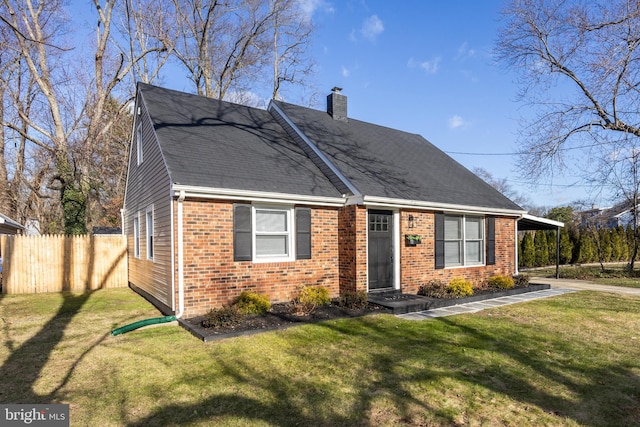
[176,190,186,318]
[515,215,521,276]
[556,226,560,279]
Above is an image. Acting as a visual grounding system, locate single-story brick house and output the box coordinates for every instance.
[123,83,558,318]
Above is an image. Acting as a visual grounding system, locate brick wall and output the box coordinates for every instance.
[337,205,368,293]
[172,200,517,317]
[399,210,516,293]
[175,199,340,317]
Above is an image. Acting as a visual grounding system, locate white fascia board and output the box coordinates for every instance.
[172,184,346,206]
[358,195,526,216]
[522,213,565,228]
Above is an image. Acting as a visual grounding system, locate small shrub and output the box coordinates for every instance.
[417,280,448,298]
[235,291,271,315]
[513,274,530,288]
[446,278,474,298]
[487,275,515,290]
[338,290,368,309]
[294,285,331,315]
[201,306,243,329]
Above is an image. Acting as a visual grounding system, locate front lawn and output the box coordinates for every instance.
[1,288,639,426]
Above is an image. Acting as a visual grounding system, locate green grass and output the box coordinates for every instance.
[1,288,640,426]
[525,263,640,288]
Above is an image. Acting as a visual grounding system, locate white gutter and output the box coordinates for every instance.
[172,184,346,207]
[357,195,526,217]
[176,190,186,319]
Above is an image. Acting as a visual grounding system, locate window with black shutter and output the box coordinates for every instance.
[296,208,311,259]
[234,204,311,262]
[435,212,445,269]
[486,216,496,265]
[233,204,252,261]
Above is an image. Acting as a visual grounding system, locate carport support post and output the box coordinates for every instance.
[556,227,560,279]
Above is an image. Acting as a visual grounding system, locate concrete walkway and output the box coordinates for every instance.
[397,288,575,320]
[397,278,640,320]
[530,277,640,296]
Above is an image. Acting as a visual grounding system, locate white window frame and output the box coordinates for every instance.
[444,214,485,267]
[146,206,154,260]
[136,123,143,165]
[133,214,140,258]
[252,205,294,263]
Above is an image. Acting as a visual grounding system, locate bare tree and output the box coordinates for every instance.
[167,0,314,102]
[0,0,317,234]
[473,167,533,209]
[593,139,640,269]
[1,0,169,234]
[496,0,640,182]
[270,0,314,100]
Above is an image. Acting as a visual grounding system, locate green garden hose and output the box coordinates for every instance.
[111,315,176,336]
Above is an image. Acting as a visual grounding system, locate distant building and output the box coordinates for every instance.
[578,201,638,229]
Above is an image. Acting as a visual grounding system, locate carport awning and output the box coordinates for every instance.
[517,213,564,231]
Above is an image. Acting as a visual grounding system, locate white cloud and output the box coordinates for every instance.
[297,0,335,22]
[448,115,467,129]
[407,56,441,74]
[224,90,269,108]
[360,15,384,41]
[341,66,350,77]
[420,57,441,74]
[455,42,476,60]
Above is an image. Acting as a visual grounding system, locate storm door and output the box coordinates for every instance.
[368,210,394,290]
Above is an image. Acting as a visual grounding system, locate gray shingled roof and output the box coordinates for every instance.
[139,83,523,211]
[274,100,523,211]
[138,84,343,198]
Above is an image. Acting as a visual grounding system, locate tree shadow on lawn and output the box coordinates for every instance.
[0,292,95,403]
[0,290,150,405]
[126,308,640,426]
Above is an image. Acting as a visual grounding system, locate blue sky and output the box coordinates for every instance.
[67,0,595,210]
[301,0,593,210]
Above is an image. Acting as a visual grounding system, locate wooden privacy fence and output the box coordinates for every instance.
[0,234,128,294]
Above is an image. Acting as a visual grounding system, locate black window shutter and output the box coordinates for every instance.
[486,216,496,265]
[435,212,445,269]
[295,208,312,260]
[233,204,252,261]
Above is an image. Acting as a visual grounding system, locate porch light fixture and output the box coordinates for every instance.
[408,214,415,229]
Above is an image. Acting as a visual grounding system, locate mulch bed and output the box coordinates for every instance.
[179,283,549,341]
[181,302,391,342]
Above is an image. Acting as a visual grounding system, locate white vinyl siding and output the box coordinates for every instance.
[123,97,172,309]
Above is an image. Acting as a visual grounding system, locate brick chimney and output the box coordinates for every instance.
[327,87,347,122]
